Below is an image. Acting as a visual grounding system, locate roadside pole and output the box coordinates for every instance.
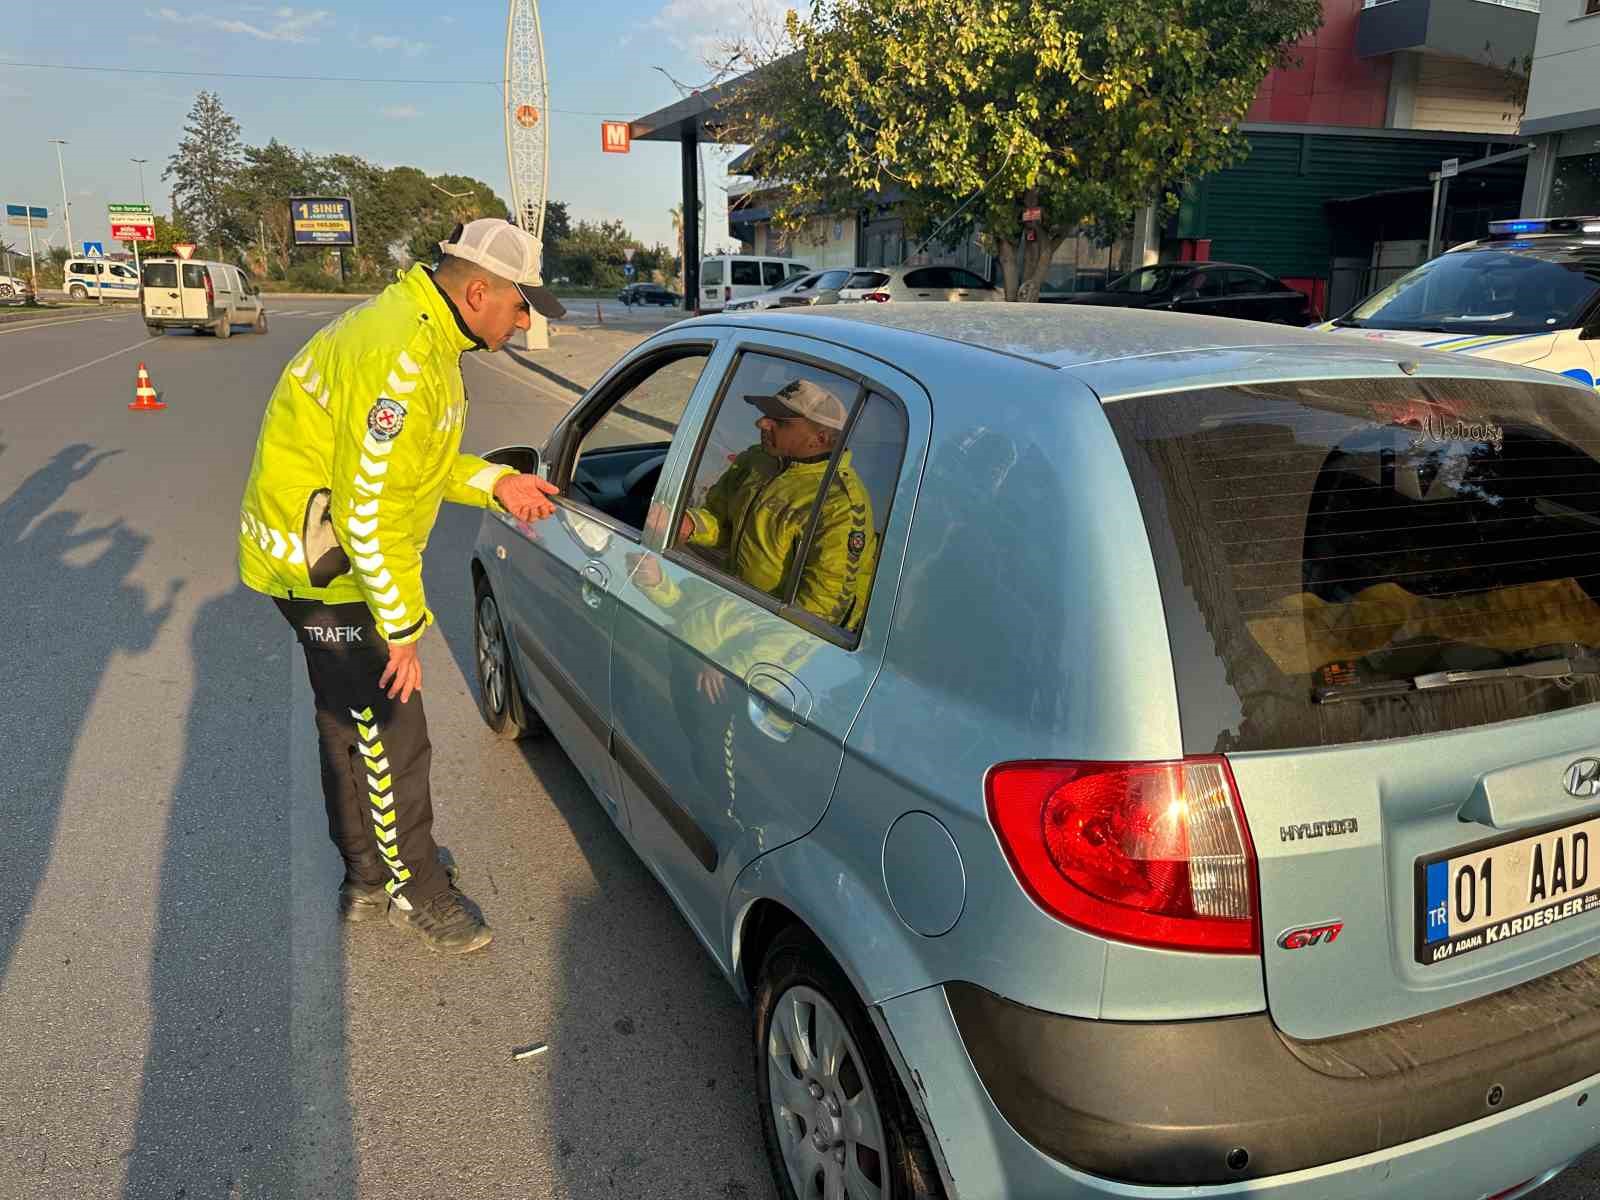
[25,220,37,301]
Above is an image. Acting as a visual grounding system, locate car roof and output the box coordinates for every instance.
[679,304,1587,399]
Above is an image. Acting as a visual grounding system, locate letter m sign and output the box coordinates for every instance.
[601,121,632,154]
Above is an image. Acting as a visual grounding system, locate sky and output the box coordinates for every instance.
[0,0,786,257]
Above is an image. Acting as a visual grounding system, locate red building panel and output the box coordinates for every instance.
[1246,0,1392,128]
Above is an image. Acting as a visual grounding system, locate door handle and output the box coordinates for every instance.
[581,560,609,609]
[745,665,814,743]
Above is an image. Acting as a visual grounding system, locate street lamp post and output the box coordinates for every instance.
[130,159,150,280]
[49,139,74,254]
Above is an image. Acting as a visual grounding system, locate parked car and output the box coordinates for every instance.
[140,258,266,337]
[836,264,998,303]
[618,282,682,307]
[1048,260,1311,323]
[726,268,853,312]
[0,274,32,303]
[1315,215,1600,390]
[468,302,1600,1200]
[698,254,811,312]
[62,257,141,301]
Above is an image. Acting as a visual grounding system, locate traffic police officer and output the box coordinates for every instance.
[237,219,564,954]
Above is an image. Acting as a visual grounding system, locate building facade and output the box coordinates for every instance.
[1519,0,1600,215]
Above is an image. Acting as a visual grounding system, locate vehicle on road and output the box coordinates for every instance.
[698,254,811,313]
[1316,215,1600,390]
[836,264,999,304]
[63,257,142,301]
[0,274,32,303]
[1047,260,1312,323]
[140,258,266,338]
[618,282,682,307]
[468,303,1600,1200]
[726,268,853,313]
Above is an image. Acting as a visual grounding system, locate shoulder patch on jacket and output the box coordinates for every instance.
[367,397,406,441]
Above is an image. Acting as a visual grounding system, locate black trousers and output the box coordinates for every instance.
[276,597,447,905]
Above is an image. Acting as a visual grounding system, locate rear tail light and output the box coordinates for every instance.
[987,758,1259,954]
[724,286,732,301]
[204,273,215,306]
[864,291,891,303]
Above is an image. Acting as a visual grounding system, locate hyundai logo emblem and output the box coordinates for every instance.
[1565,758,1600,799]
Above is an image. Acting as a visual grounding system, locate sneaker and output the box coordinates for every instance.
[338,878,390,923]
[387,887,493,954]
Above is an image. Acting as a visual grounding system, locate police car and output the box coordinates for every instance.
[1317,216,1600,389]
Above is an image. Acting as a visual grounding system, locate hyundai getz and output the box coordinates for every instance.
[469,304,1600,1199]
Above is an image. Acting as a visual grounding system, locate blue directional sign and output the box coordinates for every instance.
[623,263,636,278]
[82,241,104,258]
[5,204,48,229]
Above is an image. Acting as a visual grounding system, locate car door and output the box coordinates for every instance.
[608,334,926,965]
[1172,267,1228,317]
[901,267,953,301]
[491,335,725,824]
[777,273,822,307]
[209,265,237,321]
[179,262,211,320]
[949,267,998,302]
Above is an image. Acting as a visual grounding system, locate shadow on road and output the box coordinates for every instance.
[122,586,357,1200]
[502,347,588,398]
[0,442,178,985]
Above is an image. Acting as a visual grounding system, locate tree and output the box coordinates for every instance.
[555,219,634,287]
[145,214,197,257]
[165,90,247,260]
[718,0,1323,300]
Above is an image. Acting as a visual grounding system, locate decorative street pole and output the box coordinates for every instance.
[505,0,552,351]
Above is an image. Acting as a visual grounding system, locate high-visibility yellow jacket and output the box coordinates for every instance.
[237,265,512,643]
[683,446,877,632]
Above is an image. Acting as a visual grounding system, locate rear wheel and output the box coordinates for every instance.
[473,575,543,740]
[68,284,88,300]
[145,324,163,336]
[755,927,946,1200]
[253,308,268,334]
[214,316,231,339]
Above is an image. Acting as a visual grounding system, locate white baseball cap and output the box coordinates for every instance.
[438,218,566,318]
[745,377,851,431]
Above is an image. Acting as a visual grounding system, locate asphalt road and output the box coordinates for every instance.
[0,299,778,1200]
[6,298,1600,1200]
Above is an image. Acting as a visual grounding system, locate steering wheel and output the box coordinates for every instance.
[620,455,665,502]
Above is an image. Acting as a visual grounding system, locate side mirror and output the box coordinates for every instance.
[1582,323,1600,342]
[484,444,541,475]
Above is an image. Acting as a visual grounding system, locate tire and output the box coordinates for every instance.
[755,927,946,1200]
[68,285,88,300]
[472,575,544,740]
[215,316,231,339]
[253,308,268,334]
[145,324,164,337]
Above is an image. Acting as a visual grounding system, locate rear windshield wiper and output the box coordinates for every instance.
[1315,655,1600,705]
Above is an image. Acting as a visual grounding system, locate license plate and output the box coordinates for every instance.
[1416,816,1600,964]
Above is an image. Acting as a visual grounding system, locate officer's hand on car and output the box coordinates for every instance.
[380,639,422,704]
[494,473,560,522]
[696,665,726,704]
[628,551,663,589]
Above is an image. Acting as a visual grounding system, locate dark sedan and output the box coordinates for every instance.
[1047,262,1311,324]
[618,283,682,307]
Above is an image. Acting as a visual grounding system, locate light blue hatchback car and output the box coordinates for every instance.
[470,304,1600,1200]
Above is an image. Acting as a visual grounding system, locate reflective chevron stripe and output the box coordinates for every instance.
[349,705,413,896]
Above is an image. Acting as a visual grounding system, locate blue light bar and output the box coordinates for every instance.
[1491,219,1547,235]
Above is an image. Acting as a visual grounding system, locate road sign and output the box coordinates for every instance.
[601,121,631,154]
[1441,158,1460,179]
[108,203,155,242]
[173,243,197,260]
[6,204,48,229]
[623,247,636,262]
[623,264,636,278]
[1022,206,1042,224]
[288,196,357,246]
[82,242,104,257]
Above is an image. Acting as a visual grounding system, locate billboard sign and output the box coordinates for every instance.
[6,204,48,229]
[109,203,155,242]
[289,196,357,246]
[601,122,631,154]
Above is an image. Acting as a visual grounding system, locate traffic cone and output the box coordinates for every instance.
[129,362,165,411]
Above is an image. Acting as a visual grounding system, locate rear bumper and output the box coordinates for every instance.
[875,966,1600,1198]
[950,956,1600,1185]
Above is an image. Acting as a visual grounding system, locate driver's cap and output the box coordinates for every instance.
[438,219,566,319]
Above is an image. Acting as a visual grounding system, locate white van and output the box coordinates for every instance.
[63,258,142,300]
[697,254,811,312]
[140,258,266,338]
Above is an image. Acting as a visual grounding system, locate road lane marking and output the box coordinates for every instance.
[0,311,137,336]
[0,336,153,403]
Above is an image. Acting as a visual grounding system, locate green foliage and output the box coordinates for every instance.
[144,214,196,257]
[723,0,1322,299]
[165,90,246,259]
[555,219,636,288]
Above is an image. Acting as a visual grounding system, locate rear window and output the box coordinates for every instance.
[182,264,207,289]
[702,260,723,286]
[1347,247,1600,335]
[143,263,178,288]
[904,268,949,289]
[1107,378,1600,753]
[845,272,889,291]
[731,261,762,286]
